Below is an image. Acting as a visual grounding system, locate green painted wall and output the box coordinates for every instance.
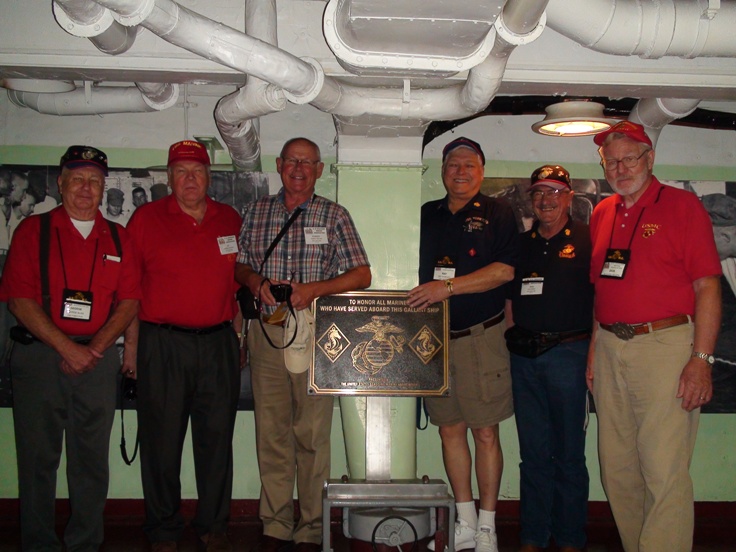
[1,146,735,503]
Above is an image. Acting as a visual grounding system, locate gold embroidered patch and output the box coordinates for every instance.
[559,244,576,259]
[641,223,660,238]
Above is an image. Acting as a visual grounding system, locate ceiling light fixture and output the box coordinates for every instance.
[532,101,618,137]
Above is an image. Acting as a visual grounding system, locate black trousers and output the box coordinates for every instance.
[137,323,240,542]
[11,339,118,552]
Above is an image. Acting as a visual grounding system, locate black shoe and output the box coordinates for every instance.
[251,535,294,552]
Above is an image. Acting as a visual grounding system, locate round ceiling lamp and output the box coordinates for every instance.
[532,100,618,137]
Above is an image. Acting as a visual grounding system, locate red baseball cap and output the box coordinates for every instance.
[167,140,211,167]
[593,121,653,147]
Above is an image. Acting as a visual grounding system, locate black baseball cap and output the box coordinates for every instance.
[442,137,486,166]
[60,145,108,176]
[529,165,572,191]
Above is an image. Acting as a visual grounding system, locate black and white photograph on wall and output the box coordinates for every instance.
[0,164,270,410]
[0,167,734,412]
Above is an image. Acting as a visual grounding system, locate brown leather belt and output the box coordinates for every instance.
[600,314,691,341]
[450,311,505,340]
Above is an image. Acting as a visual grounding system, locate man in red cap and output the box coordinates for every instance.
[408,137,518,552]
[589,122,722,551]
[0,145,140,551]
[125,140,243,552]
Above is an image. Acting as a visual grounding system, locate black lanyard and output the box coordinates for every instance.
[606,186,664,251]
[56,228,98,292]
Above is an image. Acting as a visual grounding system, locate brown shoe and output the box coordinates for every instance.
[152,541,178,552]
[202,532,233,552]
[294,543,321,552]
[251,535,294,552]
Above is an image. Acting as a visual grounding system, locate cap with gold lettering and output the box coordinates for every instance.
[167,140,211,167]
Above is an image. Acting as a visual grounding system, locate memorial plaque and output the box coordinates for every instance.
[309,291,449,396]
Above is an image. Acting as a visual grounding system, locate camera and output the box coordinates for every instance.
[270,283,292,303]
[122,377,137,401]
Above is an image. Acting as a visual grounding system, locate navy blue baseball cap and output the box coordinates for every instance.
[442,137,486,166]
[60,145,108,176]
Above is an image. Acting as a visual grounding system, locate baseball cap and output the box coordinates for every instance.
[283,308,315,374]
[442,137,486,166]
[167,140,211,167]
[60,145,108,176]
[593,121,653,147]
[529,165,572,191]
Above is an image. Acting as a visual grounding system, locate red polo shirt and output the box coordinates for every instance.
[126,194,241,327]
[590,177,722,324]
[0,206,140,335]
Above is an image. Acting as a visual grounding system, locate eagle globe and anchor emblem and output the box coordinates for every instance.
[351,316,407,376]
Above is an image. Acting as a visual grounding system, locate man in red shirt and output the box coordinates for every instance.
[588,122,722,552]
[125,140,242,552]
[0,145,140,552]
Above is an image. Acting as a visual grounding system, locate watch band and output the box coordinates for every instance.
[692,351,715,365]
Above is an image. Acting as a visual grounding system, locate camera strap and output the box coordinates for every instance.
[119,376,139,466]
[255,207,304,350]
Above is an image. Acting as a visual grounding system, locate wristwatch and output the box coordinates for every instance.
[692,351,715,366]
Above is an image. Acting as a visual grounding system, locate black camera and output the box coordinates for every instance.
[9,326,35,345]
[122,377,137,402]
[270,283,292,303]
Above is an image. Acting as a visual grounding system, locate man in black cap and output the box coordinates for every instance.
[408,137,518,552]
[505,165,592,552]
[0,145,140,552]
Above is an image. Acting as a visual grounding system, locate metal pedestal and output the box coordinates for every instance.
[322,478,455,552]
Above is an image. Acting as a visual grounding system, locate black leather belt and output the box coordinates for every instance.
[450,312,505,340]
[540,329,591,344]
[600,314,691,341]
[146,321,232,335]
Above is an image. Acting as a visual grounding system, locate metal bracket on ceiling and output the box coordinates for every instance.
[702,0,721,20]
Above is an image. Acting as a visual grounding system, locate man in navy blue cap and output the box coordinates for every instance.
[408,137,518,552]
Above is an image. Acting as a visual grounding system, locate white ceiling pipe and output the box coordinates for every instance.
[135,82,179,110]
[312,0,549,120]
[94,0,321,98]
[545,0,736,59]
[628,98,701,147]
[8,84,176,115]
[215,0,285,171]
[54,0,138,55]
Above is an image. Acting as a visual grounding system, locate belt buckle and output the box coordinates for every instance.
[611,322,636,341]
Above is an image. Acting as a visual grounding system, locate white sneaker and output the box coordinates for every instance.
[428,519,476,551]
[474,525,498,552]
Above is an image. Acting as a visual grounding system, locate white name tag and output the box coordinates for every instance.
[63,300,92,321]
[521,277,544,296]
[433,267,456,280]
[218,235,238,255]
[601,261,626,278]
[304,227,328,244]
[103,254,121,263]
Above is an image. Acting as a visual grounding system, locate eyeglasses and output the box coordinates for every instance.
[281,157,321,168]
[530,189,569,201]
[600,150,649,171]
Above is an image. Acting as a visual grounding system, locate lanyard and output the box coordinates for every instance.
[606,186,664,251]
[56,228,98,292]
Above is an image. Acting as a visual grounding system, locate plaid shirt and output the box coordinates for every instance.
[237,191,369,287]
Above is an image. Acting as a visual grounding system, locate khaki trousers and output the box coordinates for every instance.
[593,323,699,552]
[249,321,334,544]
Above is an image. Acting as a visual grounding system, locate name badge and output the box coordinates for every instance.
[433,267,456,280]
[61,289,93,321]
[304,227,328,244]
[520,277,544,296]
[218,235,238,255]
[600,248,631,279]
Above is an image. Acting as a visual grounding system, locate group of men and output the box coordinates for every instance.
[407,123,720,552]
[0,137,371,552]
[0,120,721,552]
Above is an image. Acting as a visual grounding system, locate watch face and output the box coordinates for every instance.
[708,355,715,364]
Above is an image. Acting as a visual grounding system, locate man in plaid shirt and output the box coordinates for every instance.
[236,137,370,552]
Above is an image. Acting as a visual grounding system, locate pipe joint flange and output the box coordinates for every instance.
[283,57,324,105]
[494,10,546,46]
[111,0,155,27]
[140,83,180,111]
[52,1,114,38]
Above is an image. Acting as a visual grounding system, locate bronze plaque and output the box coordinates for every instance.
[309,291,449,396]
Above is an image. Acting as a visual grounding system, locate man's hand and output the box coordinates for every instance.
[677,357,713,412]
[289,281,318,311]
[58,342,103,376]
[407,281,450,310]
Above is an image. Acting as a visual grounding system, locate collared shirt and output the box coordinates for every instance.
[0,206,140,335]
[509,218,593,333]
[237,189,369,289]
[126,194,242,327]
[590,177,722,324]
[419,192,519,331]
